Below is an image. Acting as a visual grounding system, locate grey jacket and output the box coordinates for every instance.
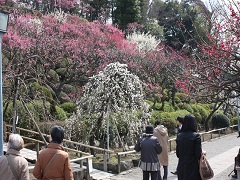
[134,134,162,171]
[0,149,29,180]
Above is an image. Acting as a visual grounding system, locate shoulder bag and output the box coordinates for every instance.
[199,153,214,179]
[42,150,60,179]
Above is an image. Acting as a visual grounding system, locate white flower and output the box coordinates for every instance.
[127,31,160,52]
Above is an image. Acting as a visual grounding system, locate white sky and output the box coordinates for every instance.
[203,0,239,12]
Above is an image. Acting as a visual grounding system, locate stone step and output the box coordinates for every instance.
[90,169,115,180]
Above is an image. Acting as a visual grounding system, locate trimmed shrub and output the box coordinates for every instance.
[47,69,60,83]
[32,82,53,101]
[178,103,193,113]
[161,118,177,134]
[62,84,77,94]
[174,96,181,104]
[55,106,68,121]
[211,113,230,129]
[190,104,210,125]
[193,112,202,124]
[59,91,71,103]
[162,102,176,112]
[60,102,77,114]
[231,116,239,125]
[175,92,190,103]
[4,100,51,135]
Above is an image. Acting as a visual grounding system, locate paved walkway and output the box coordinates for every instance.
[107,132,240,180]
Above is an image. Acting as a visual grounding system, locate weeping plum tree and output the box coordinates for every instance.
[67,62,150,150]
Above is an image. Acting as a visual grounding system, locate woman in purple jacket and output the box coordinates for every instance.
[135,125,162,180]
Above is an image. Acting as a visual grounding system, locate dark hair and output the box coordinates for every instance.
[51,126,64,144]
[154,120,162,127]
[181,114,198,132]
[145,125,154,134]
[177,116,184,124]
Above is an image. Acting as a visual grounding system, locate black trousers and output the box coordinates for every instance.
[143,170,161,180]
[234,157,238,175]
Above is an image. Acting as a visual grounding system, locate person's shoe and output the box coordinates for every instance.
[232,174,237,179]
[171,171,177,175]
[238,131,240,138]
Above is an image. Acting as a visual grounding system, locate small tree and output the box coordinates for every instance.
[67,62,149,150]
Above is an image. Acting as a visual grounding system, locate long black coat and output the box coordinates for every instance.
[176,131,202,180]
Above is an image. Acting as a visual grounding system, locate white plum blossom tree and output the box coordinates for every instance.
[67,62,149,150]
[126,31,160,52]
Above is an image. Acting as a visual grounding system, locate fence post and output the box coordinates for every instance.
[78,160,84,180]
[36,142,39,158]
[169,140,172,152]
[118,154,121,174]
[86,158,91,180]
[103,151,107,172]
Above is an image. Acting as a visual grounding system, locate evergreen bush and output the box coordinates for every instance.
[175,92,189,103]
[32,82,53,100]
[179,103,193,113]
[174,96,181,104]
[231,116,239,125]
[60,102,77,114]
[55,106,68,121]
[211,113,230,129]
[161,118,177,134]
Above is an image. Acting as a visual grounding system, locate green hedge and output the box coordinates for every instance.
[211,113,230,129]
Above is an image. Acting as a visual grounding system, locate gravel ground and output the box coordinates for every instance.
[109,132,240,180]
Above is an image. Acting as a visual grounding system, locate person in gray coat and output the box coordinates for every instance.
[135,125,162,180]
[176,114,202,180]
[0,134,29,180]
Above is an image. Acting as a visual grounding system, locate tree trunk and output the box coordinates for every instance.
[152,95,157,109]
[171,90,176,107]
[13,78,19,133]
[89,112,104,154]
[204,101,224,131]
[20,97,48,146]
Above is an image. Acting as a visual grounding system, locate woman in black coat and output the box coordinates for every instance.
[176,114,202,180]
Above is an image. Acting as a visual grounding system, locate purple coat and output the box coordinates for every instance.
[134,135,162,171]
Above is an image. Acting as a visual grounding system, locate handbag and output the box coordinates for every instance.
[199,153,214,179]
